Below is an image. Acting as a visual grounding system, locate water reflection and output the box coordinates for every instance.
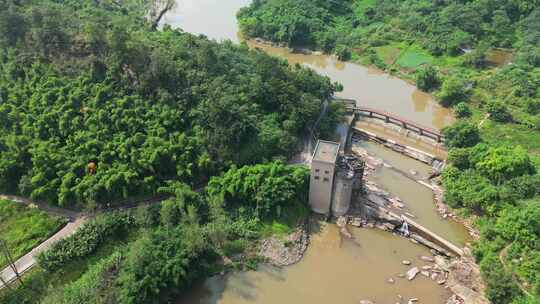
[247,41,454,130]
[162,0,251,43]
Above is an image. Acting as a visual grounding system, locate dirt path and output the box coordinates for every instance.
[0,194,81,220]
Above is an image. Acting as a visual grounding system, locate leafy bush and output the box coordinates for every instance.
[442,167,499,214]
[206,162,309,218]
[475,146,535,184]
[479,252,522,304]
[117,226,216,304]
[437,76,469,107]
[41,251,123,304]
[454,102,472,118]
[487,101,513,122]
[447,147,472,169]
[500,175,540,202]
[463,43,489,68]
[335,45,352,60]
[443,121,481,148]
[37,212,135,271]
[415,65,441,92]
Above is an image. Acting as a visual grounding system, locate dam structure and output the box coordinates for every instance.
[309,140,364,217]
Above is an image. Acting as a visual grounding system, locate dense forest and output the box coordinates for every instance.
[0,0,339,209]
[239,1,540,304]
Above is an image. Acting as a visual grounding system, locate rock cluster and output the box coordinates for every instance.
[258,227,309,267]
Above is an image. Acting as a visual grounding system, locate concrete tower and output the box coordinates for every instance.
[309,140,340,214]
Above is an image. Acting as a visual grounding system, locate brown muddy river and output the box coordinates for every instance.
[246,42,454,130]
[165,1,465,303]
[178,223,451,304]
[357,141,469,246]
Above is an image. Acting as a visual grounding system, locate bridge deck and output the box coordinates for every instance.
[333,97,445,142]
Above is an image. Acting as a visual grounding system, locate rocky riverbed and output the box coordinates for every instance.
[347,141,488,304]
[258,225,309,267]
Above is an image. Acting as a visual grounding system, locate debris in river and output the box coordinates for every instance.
[407,267,420,280]
[420,255,435,262]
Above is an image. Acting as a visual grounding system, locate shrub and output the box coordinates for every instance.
[415,65,441,91]
[118,227,216,304]
[480,253,522,304]
[463,43,489,68]
[442,167,499,214]
[500,175,540,202]
[475,146,535,184]
[37,212,135,271]
[41,252,123,304]
[454,102,472,118]
[335,45,351,61]
[487,101,512,122]
[525,99,540,115]
[437,76,469,107]
[442,121,481,148]
[206,162,309,219]
[447,148,472,169]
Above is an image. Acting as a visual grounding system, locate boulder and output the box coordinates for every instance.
[407,267,420,280]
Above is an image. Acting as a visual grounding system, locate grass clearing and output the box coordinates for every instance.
[375,45,402,65]
[0,200,67,269]
[396,45,433,68]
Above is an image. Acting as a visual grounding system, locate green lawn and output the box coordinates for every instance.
[395,46,434,68]
[0,200,67,268]
[374,45,402,65]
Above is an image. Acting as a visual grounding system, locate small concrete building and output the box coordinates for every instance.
[309,140,364,216]
[309,140,340,214]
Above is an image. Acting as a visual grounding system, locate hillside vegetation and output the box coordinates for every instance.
[238,1,540,303]
[0,0,339,209]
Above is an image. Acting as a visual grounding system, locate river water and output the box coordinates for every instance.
[178,223,450,304]
[164,1,467,303]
